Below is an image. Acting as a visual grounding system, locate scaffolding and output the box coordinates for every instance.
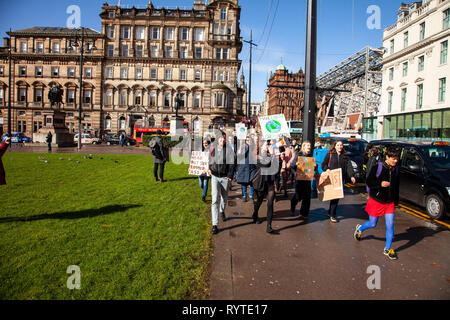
[316,46,383,136]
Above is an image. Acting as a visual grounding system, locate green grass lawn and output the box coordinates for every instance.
[0,152,212,300]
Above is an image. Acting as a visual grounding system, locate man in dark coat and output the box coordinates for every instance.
[149,130,168,183]
[46,132,53,152]
[0,136,11,185]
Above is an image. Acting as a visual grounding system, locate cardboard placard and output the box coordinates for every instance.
[188,151,209,176]
[317,168,344,202]
[296,157,316,181]
[258,114,291,140]
[235,123,248,140]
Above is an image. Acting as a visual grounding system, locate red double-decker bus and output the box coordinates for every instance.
[133,121,189,144]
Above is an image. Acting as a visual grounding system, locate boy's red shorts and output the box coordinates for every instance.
[365,197,395,217]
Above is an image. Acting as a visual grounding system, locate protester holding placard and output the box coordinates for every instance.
[290,141,315,220]
[321,140,356,223]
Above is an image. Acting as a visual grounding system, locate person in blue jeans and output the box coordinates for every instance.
[199,140,211,202]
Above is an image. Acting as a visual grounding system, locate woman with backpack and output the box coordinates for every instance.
[322,140,356,223]
[354,146,401,260]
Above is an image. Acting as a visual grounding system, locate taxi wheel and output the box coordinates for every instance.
[425,194,444,220]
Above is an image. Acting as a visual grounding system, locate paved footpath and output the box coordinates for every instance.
[209,182,450,300]
[6,143,150,155]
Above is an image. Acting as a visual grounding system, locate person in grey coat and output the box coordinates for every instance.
[237,136,257,202]
[149,130,169,183]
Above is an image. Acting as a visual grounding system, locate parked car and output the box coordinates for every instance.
[9,132,32,143]
[364,140,450,220]
[103,134,136,146]
[73,133,102,145]
[316,136,368,181]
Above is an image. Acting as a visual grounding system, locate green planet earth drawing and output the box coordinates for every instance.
[265,120,282,133]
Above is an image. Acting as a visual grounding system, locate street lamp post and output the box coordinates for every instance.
[7,28,12,138]
[69,27,96,151]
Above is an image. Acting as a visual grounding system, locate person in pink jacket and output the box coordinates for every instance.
[0,136,11,185]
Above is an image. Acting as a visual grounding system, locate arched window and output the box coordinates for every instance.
[105,116,111,130]
[148,117,155,128]
[119,116,126,130]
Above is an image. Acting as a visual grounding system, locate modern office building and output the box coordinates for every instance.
[380,0,450,141]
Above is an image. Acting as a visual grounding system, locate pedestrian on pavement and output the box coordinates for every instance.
[119,133,125,147]
[252,141,279,234]
[354,146,401,260]
[287,139,298,187]
[322,140,356,223]
[290,141,315,220]
[281,139,295,197]
[207,131,236,235]
[149,130,168,183]
[237,136,257,203]
[46,132,53,152]
[199,139,211,202]
[0,135,11,185]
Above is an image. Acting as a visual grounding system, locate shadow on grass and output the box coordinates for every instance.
[0,204,142,223]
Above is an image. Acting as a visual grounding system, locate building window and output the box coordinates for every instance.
[179,28,189,41]
[20,41,27,53]
[106,67,113,79]
[220,8,227,20]
[83,90,92,104]
[120,91,127,105]
[165,69,172,80]
[68,67,75,78]
[67,89,75,103]
[194,28,204,41]
[444,9,449,30]
[402,62,408,77]
[195,47,202,59]
[19,88,26,102]
[34,88,42,102]
[216,48,221,60]
[85,68,92,78]
[37,42,43,53]
[33,121,43,133]
[151,27,160,40]
[150,69,157,80]
[194,93,201,108]
[441,40,448,65]
[165,27,174,40]
[53,42,60,53]
[105,116,111,129]
[417,84,423,109]
[177,93,185,108]
[215,92,226,108]
[135,26,145,40]
[0,66,3,76]
[403,32,408,48]
[105,91,112,105]
[390,39,394,54]
[35,66,43,77]
[195,70,201,81]
[439,78,446,102]
[119,117,126,130]
[19,66,26,76]
[135,92,142,105]
[108,26,115,39]
[151,46,158,58]
[108,45,114,57]
[164,93,171,107]
[121,68,128,79]
[180,47,187,59]
[401,88,407,111]
[51,67,59,77]
[108,11,115,18]
[135,68,142,79]
[148,117,155,127]
[135,45,143,58]
[222,48,228,60]
[418,56,424,72]
[180,69,186,80]
[0,88,3,104]
[420,22,425,41]
[165,46,172,58]
[122,44,129,57]
[149,93,156,107]
[121,26,130,39]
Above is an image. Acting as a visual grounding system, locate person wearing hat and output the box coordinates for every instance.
[149,130,169,183]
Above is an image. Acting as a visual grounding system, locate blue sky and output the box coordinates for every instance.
[0,0,404,102]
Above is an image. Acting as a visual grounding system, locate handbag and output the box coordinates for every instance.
[251,167,264,192]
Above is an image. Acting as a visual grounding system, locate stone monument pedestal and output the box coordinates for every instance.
[38,110,74,147]
[170,116,185,138]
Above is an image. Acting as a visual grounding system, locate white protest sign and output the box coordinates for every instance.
[188,151,209,176]
[259,114,291,140]
[235,123,248,140]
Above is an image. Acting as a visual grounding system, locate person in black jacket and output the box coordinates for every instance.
[149,130,169,183]
[290,141,315,220]
[252,141,280,234]
[322,140,356,223]
[354,146,401,260]
[207,131,236,235]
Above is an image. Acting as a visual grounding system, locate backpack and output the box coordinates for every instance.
[149,138,162,158]
[365,162,398,194]
[365,154,381,180]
